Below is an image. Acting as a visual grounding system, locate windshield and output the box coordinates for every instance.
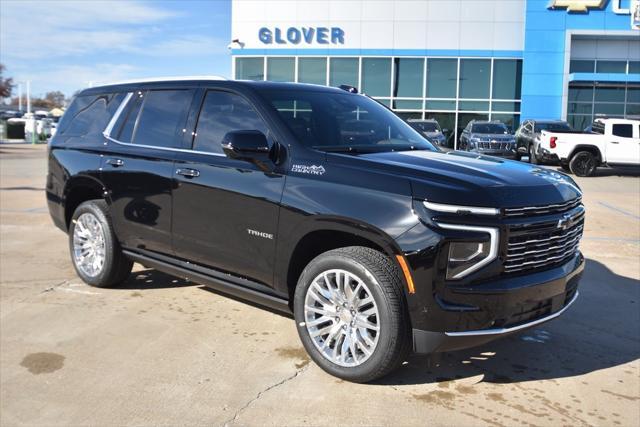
[535,122,572,132]
[471,123,509,134]
[258,89,436,153]
[411,122,440,133]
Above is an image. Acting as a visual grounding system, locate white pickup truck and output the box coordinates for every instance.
[538,118,640,176]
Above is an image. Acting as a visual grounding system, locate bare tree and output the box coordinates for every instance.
[0,64,14,99]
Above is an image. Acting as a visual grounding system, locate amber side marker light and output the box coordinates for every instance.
[395,255,416,294]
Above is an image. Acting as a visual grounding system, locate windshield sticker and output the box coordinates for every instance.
[292,164,326,175]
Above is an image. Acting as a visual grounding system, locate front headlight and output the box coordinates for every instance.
[437,223,499,280]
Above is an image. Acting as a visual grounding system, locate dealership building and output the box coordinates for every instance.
[231,0,640,145]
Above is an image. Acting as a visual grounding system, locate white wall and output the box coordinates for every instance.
[231,0,526,52]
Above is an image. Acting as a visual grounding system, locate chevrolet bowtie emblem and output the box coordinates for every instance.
[548,0,607,12]
[557,213,574,230]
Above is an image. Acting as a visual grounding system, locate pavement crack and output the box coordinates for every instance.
[39,280,68,294]
[224,364,309,425]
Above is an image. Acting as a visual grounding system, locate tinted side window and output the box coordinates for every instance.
[133,90,193,148]
[612,124,633,138]
[58,93,125,137]
[115,92,144,143]
[192,91,268,154]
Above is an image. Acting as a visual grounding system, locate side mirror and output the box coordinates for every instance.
[222,130,272,164]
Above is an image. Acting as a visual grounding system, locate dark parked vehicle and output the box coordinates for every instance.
[47,78,584,382]
[407,119,448,148]
[516,120,573,164]
[459,120,517,158]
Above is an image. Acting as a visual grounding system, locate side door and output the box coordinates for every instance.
[171,89,286,287]
[606,123,640,165]
[100,88,194,255]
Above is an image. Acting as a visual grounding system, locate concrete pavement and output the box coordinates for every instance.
[1,144,638,426]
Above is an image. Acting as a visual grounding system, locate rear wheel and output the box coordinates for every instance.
[69,200,133,287]
[569,151,597,177]
[293,246,411,383]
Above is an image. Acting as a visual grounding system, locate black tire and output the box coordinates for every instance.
[560,163,571,173]
[68,200,133,287]
[569,151,597,177]
[529,144,539,165]
[293,246,411,383]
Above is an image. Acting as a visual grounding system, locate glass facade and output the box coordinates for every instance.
[569,59,639,75]
[235,56,523,147]
[567,83,640,130]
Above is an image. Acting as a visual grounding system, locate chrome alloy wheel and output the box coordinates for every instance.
[72,213,106,277]
[303,269,380,367]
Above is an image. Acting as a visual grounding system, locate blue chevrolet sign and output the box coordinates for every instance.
[259,27,345,45]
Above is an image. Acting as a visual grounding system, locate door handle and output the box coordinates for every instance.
[106,158,124,167]
[610,141,619,144]
[176,168,200,178]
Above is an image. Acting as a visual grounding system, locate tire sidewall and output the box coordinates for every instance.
[570,151,596,177]
[293,253,399,382]
[68,201,118,287]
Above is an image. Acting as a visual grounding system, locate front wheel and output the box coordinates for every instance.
[293,247,411,383]
[69,200,133,287]
[569,151,597,177]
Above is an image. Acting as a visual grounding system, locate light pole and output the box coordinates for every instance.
[17,83,22,112]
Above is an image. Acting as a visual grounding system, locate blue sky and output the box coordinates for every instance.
[0,0,232,98]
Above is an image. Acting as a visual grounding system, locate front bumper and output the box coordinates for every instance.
[537,146,560,163]
[411,254,584,354]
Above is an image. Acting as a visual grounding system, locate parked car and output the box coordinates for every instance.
[539,117,640,176]
[459,120,517,158]
[407,119,448,148]
[0,110,23,120]
[515,120,574,164]
[48,78,585,382]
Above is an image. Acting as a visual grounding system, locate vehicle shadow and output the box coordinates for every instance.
[375,258,640,386]
[117,269,194,290]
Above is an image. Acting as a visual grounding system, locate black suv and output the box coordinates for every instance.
[459,120,517,158]
[47,78,585,382]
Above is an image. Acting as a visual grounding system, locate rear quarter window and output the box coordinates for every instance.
[58,93,126,137]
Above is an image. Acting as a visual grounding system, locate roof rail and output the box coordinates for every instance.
[91,75,227,88]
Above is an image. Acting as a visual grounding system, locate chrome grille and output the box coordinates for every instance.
[504,197,582,217]
[504,209,584,274]
[479,141,511,150]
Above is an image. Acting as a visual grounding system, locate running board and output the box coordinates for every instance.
[122,250,291,314]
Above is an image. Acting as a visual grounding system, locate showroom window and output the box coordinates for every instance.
[236,58,264,81]
[570,60,595,73]
[234,54,523,148]
[459,59,490,99]
[329,58,358,88]
[298,58,327,85]
[493,60,522,100]
[266,57,294,82]
[566,83,638,130]
[426,59,457,99]
[394,58,424,98]
[362,58,391,97]
[596,61,627,74]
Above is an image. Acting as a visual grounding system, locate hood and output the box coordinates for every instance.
[334,150,582,208]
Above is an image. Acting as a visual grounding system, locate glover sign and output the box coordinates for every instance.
[258,27,345,45]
